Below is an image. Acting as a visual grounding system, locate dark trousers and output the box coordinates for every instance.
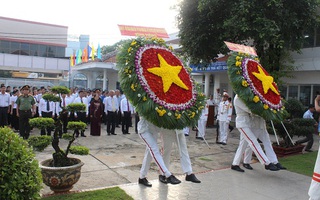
[115,109,121,126]
[107,111,116,134]
[296,132,314,150]
[11,108,19,130]
[60,111,69,136]
[75,112,86,136]
[19,110,31,139]
[0,106,8,127]
[135,113,140,133]
[41,111,53,136]
[122,111,131,134]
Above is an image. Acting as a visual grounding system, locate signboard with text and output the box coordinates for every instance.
[118,25,169,38]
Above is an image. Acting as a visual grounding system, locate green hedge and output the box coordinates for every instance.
[0,127,42,199]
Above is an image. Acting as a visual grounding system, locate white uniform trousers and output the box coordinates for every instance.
[309,143,320,200]
[197,119,207,138]
[242,128,278,164]
[232,133,247,166]
[161,130,192,175]
[219,120,229,143]
[139,131,171,178]
[238,127,271,165]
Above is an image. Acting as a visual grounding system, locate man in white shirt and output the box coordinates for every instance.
[0,84,10,127]
[73,90,88,137]
[38,93,55,136]
[217,92,233,145]
[120,95,134,134]
[103,90,118,135]
[295,104,317,152]
[56,93,73,136]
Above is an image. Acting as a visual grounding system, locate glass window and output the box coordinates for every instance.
[56,47,65,57]
[300,86,311,106]
[30,44,39,56]
[288,86,298,99]
[20,43,30,55]
[313,85,320,98]
[0,41,10,53]
[278,85,287,99]
[38,45,47,57]
[95,74,104,89]
[10,42,20,54]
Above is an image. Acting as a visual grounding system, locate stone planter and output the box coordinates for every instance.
[273,144,305,157]
[40,158,84,193]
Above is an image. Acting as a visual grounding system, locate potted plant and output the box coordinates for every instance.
[27,86,89,193]
[268,98,314,156]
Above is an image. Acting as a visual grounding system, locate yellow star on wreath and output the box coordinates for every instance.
[252,65,280,95]
[147,54,189,93]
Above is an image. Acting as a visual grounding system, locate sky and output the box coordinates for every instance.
[0,0,180,46]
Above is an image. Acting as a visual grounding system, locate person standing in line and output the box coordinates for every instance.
[120,95,134,134]
[38,93,55,136]
[217,92,233,145]
[89,93,103,136]
[196,103,209,140]
[295,104,318,152]
[0,84,10,127]
[159,129,201,184]
[115,89,123,128]
[73,90,88,137]
[16,85,36,139]
[104,90,118,136]
[10,89,19,131]
[230,95,285,172]
[56,93,72,137]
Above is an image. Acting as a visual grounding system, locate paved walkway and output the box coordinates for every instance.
[35,124,317,199]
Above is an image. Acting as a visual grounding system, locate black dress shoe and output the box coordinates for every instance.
[196,137,204,140]
[111,133,117,135]
[305,149,313,152]
[216,142,222,144]
[275,163,287,170]
[166,175,181,184]
[126,132,131,134]
[265,163,279,171]
[221,142,227,145]
[138,178,152,187]
[159,175,167,184]
[231,165,245,172]
[185,134,189,136]
[243,163,253,170]
[81,134,87,137]
[185,174,201,183]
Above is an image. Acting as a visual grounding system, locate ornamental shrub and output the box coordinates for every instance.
[27,135,52,151]
[0,127,42,199]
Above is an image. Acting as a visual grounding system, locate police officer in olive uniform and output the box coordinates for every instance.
[16,85,36,139]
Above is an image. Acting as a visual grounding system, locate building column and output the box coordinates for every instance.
[103,69,107,91]
[213,74,221,96]
[204,73,210,97]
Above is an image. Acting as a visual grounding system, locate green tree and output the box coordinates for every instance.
[101,40,128,55]
[178,0,320,80]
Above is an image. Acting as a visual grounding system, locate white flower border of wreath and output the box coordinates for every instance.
[134,45,198,111]
[241,58,283,110]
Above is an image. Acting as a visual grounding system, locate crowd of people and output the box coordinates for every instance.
[0,84,136,139]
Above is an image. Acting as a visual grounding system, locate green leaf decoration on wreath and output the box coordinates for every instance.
[227,52,288,121]
[117,37,206,130]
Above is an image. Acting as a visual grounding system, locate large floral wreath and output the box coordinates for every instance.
[117,37,206,130]
[227,52,287,121]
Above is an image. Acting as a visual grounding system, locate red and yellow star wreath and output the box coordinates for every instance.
[117,37,206,129]
[227,52,287,121]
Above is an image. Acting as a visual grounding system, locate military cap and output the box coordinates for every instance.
[21,85,30,90]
